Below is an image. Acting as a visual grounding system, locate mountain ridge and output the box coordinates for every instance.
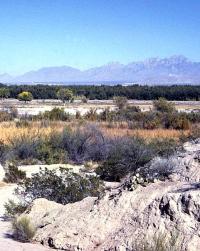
[1,55,200,84]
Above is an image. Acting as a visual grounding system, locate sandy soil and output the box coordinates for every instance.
[0,99,199,115]
[0,164,66,251]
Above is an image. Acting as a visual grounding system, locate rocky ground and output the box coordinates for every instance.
[25,139,200,251]
[0,139,199,251]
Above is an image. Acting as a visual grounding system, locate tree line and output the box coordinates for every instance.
[0,83,200,100]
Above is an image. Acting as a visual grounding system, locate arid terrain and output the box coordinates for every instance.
[0,99,200,116]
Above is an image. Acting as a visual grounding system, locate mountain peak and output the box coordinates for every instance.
[0,56,199,84]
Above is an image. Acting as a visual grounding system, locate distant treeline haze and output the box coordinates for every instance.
[0,84,200,100]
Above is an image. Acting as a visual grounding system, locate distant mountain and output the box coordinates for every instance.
[1,56,200,84]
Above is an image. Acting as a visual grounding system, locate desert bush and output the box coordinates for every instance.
[113,96,128,110]
[0,140,7,163]
[81,95,88,103]
[57,88,73,103]
[4,199,27,219]
[15,120,30,128]
[3,163,26,183]
[39,107,72,121]
[8,136,40,162]
[12,216,35,242]
[15,168,104,205]
[58,125,109,163]
[0,111,12,122]
[18,91,33,103]
[84,108,98,121]
[148,138,178,157]
[140,157,179,180]
[165,113,190,130]
[37,139,67,164]
[153,98,175,113]
[132,231,181,251]
[96,137,154,181]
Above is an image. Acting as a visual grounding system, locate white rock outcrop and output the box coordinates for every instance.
[25,139,200,251]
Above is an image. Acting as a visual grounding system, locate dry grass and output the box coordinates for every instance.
[101,127,189,140]
[0,121,191,144]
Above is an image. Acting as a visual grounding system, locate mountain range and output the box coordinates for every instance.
[1,55,200,84]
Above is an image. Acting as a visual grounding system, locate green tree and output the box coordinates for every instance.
[57,88,73,103]
[17,91,33,103]
[0,88,10,99]
[153,98,175,113]
[113,96,128,110]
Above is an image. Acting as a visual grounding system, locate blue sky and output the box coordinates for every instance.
[0,0,200,74]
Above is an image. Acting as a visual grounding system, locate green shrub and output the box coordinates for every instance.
[15,168,104,205]
[12,216,36,242]
[148,138,178,157]
[113,96,128,110]
[153,98,175,113]
[96,137,154,182]
[3,163,26,183]
[39,107,72,121]
[4,199,27,219]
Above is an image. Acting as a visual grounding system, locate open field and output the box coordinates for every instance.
[0,99,200,116]
[0,121,191,143]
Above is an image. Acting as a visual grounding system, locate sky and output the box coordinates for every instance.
[0,0,200,75]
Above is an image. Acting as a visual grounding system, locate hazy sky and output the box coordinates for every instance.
[0,0,200,74]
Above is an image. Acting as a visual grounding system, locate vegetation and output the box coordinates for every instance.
[133,231,181,251]
[56,88,73,103]
[4,199,27,219]
[12,216,36,242]
[0,83,199,100]
[0,87,10,99]
[17,91,33,103]
[3,163,26,183]
[113,96,128,109]
[15,168,104,205]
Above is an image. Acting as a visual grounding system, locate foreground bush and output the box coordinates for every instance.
[4,199,27,219]
[15,168,104,205]
[3,163,26,183]
[96,137,154,181]
[12,216,35,242]
[132,231,181,251]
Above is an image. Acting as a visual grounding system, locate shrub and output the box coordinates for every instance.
[8,136,40,162]
[113,96,128,110]
[56,88,73,103]
[3,163,26,183]
[96,137,154,181]
[133,231,181,251]
[81,95,88,103]
[4,199,27,219]
[0,111,12,122]
[12,216,36,242]
[40,107,71,121]
[15,168,104,205]
[36,140,67,164]
[17,91,33,103]
[148,138,178,157]
[153,98,175,113]
[141,157,179,180]
[59,125,109,163]
[84,108,98,121]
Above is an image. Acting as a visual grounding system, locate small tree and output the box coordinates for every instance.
[153,98,175,113]
[81,95,88,103]
[0,88,10,99]
[17,92,33,103]
[57,88,73,103]
[113,96,128,110]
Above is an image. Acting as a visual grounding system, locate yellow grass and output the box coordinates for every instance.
[0,121,190,144]
[101,127,189,140]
